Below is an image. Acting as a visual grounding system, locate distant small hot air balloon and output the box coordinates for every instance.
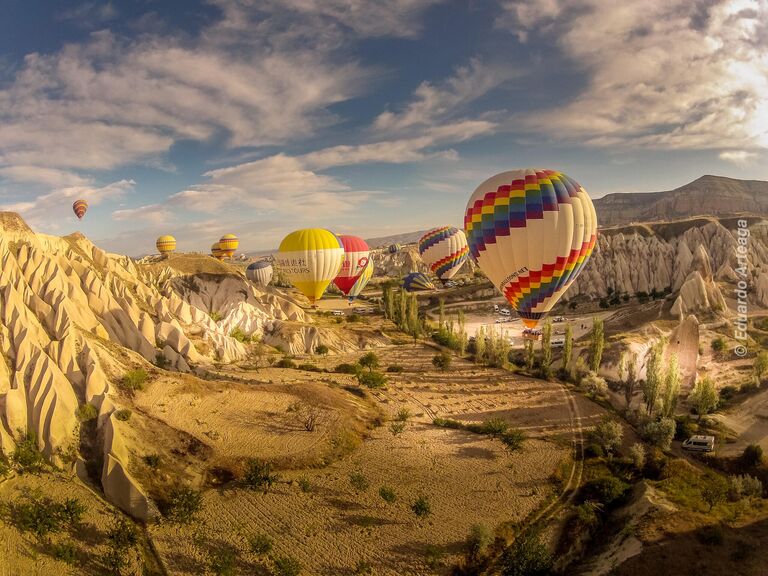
[275,228,344,305]
[246,260,273,287]
[418,226,469,283]
[219,234,239,258]
[72,199,88,220]
[388,243,401,254]
[333,235,370,298]
[156,235,176,255]
[346,259,374,302]
[211,242,225,260]
[402,272,436,292]
[464,168,597,329]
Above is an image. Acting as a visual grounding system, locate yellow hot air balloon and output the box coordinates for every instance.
[464,169,597,329]
[275,229,344,305]
[219,233,239,258]
[156,235,176,255]
[211,242,225,260]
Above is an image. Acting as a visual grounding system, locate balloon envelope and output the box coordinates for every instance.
[246,260,273,287]
[219,234,239,258]
[211,242,225,260]
[388,243,401,254]
[464,168,597,328]
[156,235,176,255]
[72,199,88,220]
[418,226,469,282]
[276,229,344,304]
[402,272,435,292]
[333,235,370,296]
[347,259,374,301]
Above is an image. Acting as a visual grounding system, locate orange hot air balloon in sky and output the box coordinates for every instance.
[72,199,88,219]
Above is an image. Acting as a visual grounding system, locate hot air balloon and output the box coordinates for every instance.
[275,229,344,305]
[346,259,374,302]
[211,242,225,260]
[333,235,370,298]
[402,272,436,292]
[388,243,401,254]
[418,226,469,283]
[156,235,176,255]
[72,199,88,220]
[219,234,239,258]
[246,260,273,287]
[464,168,597,329]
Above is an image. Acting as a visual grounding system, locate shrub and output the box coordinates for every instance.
[590,417,623,455]
[335,363,360,374]
[467,418,508,436]
[643,417,676,451]
[12,432,47,473]
[575,501,602,529]
[379,486,396,503]
[120,368,148,391]
[273,555,302,576]
[114,409,132,422]
[702,476,729,511]
[643,449,669,480]
[580,476,629,507]
[386,365,404,373]
[389,421,406,436]
[76,403,98,422]
[711,337,725,352]
[275,358,297,369]
[582,372,608,397]
[209,545,238,576]
[354,560,374,575]
[584,443,605,459]
[347,313,362,322]
[163,486,203,524]
[411,495,431,519]
[243,459,279,493]
[629,443,646,471]
[210,311,222,322]
[432,352,452,371]
[500,531,553,576]
[674,415,695,440]
[13,495,86,539]
[297,477,311,493]
[500,429,527,452]
[229,327,251,343]
[395,408,411,421]
[466,523,493,561]
[424,544,445,569]
[741,444,764,468]
[432,417,464,429]
[249,533,273,555]
[358,352,380,372]
[314,344,329,356]
[143,454,161,469]
[155,353,170,369]
[298,363,322,373]
[728,474,763,500]
[349,471,369,492]
[101,516,138,573]
[51,541,79,565]
[357,371,386,389]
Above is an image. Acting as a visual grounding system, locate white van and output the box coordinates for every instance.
[682,435,715,452]
[332,310,345,317]
[493,304,499,312]
[551,336,565,348]
[499,309,511,316]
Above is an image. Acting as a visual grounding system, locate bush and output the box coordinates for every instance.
[643,450,669,480]
[243,459,279,493]
[114,409,132,421]
[584,443,605,458]
[590,417,623,455]
[209,545,238,576]
[229,327,251,343]
[580,476,629,507]
[249,533,273,555]
[12,432,47,473]
[120,368,148,391]
[275,358,297,369]
[379,486,396,503]
[298,363,322,372]
[643,417,676,451]
[51,541,79,565]
[389,421,406,436]
[467,418,509,436]
[350,471,369,492]
[357,371,386,389]
[741,444,764,468]
[702,476,729,511]
[674,415,695,440]
[411,495,431,519]
[386,365,404,373]
[12,495,86,539]
[432,352,452,371]
[354,560,374,575]
[163,486,203,524]
[711,337,725,352]
[575,501,601,530]
[629,443,646,471]
[500,429,527,452]
[347,313,362,323]
[76,403,98,422]
[273,555,302,576]
[358,352,380,372]
[101,516,138,573]
[466,523,493,561]
[143,454,161,469]
[335,363,360,374]
[728,474,763,500]
[500,531,553,576]
[432,417,464,430]
[425,544,445,569]
[582,372,608,397]
[314,344,329,356]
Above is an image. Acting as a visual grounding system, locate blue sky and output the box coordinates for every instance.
[1,0,766,255]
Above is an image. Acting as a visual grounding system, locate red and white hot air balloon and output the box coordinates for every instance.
[333,235,370,299]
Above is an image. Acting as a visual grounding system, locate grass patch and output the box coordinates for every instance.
[120,368,148,392]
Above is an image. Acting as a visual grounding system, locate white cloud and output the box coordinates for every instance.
[499,0,768,151]
[719,150,759,165]
[112,203,173,225]
[0,166,92,187]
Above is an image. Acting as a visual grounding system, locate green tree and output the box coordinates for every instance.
[438,298,446,329]
[407,295,421,340]
[591,417,623,455]
[643,341,665,415]
[358,352,380,373]
[690,376,719,419]
[624,351,638,407]
[432,351,452,371]
[500,531,553,576]
[562,323,573,373]
[617,351,626,382]
[540,320,552,379]
[398,290,408,329]
[643,417,675,451]
[475,326,486,364]
[524,339,535,372]
[163,486,203,524]
[754,351,768,383]
[661,354,681,417]
[589,317,605,372]
[457,310,468,356]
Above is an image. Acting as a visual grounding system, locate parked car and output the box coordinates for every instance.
[352,307,368,313]
[499,309,511,316]
[493,304,500,312]
[682,435,715,452]
[332,310,345,316]
[553,316,565,323]
[551,336,565,347]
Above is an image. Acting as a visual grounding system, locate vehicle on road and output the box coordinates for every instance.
[499,308,511,316]
[551,336,565,347]
[553,316,565,323]
[332,310,345,316]
[682,435,715,452]
[493,304,499,312]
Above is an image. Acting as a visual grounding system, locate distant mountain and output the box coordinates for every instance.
[594,175,768,227]
[366,229,428,249]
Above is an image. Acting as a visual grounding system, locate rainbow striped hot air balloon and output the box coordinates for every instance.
[156,235,176,255]
[402,272,436,292]
[275,229,344,305]
[346,259,373,302]
[72,199,88,220]
[246,260,273,287]
[333,235,370,297]
[418,226,469,283]
[464,168,597,329]
[211,242,225,260]
[219,234,239,258]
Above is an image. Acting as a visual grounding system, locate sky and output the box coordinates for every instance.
[0,0,767,256]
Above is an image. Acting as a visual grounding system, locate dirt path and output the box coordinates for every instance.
[713,386,768,456]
